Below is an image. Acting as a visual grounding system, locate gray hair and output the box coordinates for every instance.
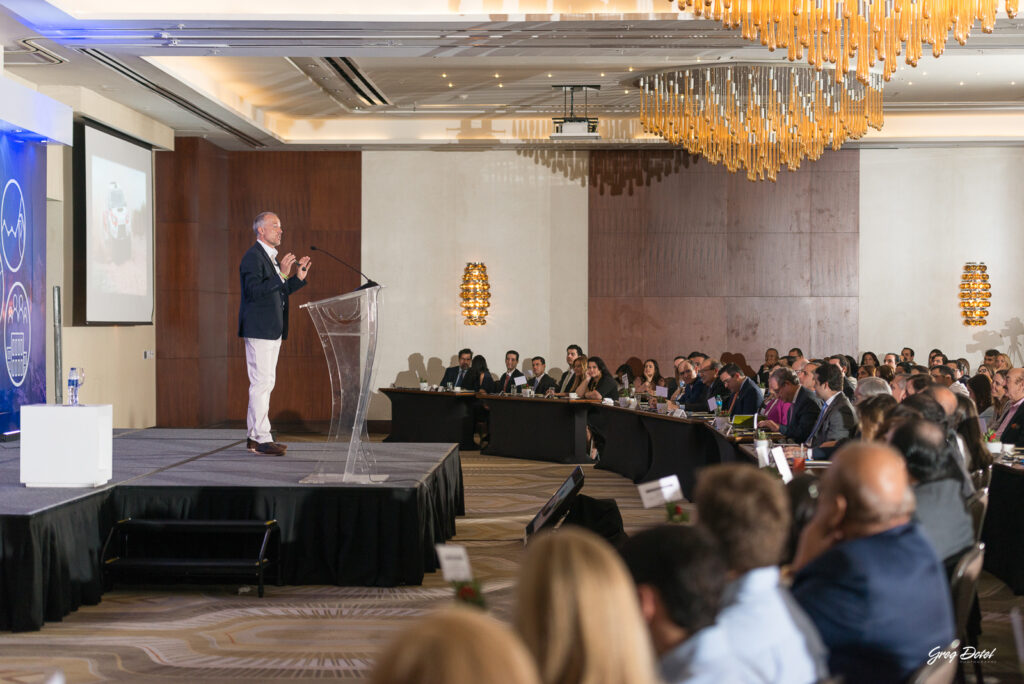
[854,376,892,404]
[770,367,799,387]
[252,211,277,235]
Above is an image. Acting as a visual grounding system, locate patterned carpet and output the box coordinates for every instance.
[0,445,1020,682]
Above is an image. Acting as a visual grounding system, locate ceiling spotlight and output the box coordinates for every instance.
[494,73,500,78]
[449,82,454,87]
[547,73,553,77]
[624,89,630,93]
[908,81,913,85]
[498,83,504,87]
[600,72,606,77]
[441,72,447,77]
[628,66,634,71]
[959,81,965,86]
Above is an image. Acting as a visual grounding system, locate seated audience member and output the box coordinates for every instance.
[983,348,1000,372]
[498,349,525,393]
[953,394,994,472]
[635,359,666,395]
[856,394,898,442]
[556,344,584,393]
[966,373,994,423]
[621,526,735,684]
[896,361,915,375]
[978,363,994,380]
[994,367,1024,446]
[441,348,474,389]
[372,607,540,684]
[900,347,915,364]
[806,363,858,457]
[528,356,557,395]
[760,367,822,444]
[695,465,829,683]
[686,360,728,413]
[791,443,955,684]
[876,364,896,383]
[912,364,931,375]
[882,352,899,369]
[992,369,1010,421]
[583,357,619,402]
[788,348,806,367]
[853,376,892,405]
[549,355,588,397]
[828,355,856,400]
[856,365,876,381]
[615,363,637,390]
[758,348,780,385]
[665,356,688,397]
[948,358,968,383]
[667,359,699,408]
[860,351,880,369]
[467,354,497,393]
[890,373,910,402]
[928,349,946,367]
[758,370,793,426]
[905,373,934,397]
[997,353,1013,371]
[929,364,955,388]
[889,420,974,563]
[719,363,764,416]
[515,527,659,684]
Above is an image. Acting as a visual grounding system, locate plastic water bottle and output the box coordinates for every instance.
[715,395,723,415]
[67,367,79,406]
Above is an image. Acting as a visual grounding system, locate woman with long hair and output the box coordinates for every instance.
[468,354,497,394]
[633,359,665,395]
[954,394,994,472]
[860,351,881,368]
[967,373,994,423]
[583,356,618,402]
[515,527,658,684]
[993,369,1010,423]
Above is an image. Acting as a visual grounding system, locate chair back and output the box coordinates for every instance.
[971,465,992,491]
[906,639,960,684]
[967,487,989,542]
[950,543,985,640]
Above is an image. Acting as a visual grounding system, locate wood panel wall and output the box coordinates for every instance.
[155,139,361,427]
[588,150,859,377]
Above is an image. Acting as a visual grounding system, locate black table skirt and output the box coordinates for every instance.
[483,396,590,464]
[982,464,1024,593]
[383,389,477,451]
[0,491,114,631]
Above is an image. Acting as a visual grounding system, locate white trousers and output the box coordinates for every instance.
[245,336,282,444]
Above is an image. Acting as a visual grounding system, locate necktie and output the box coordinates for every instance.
[456,369,465,387]
[534,376,540,391]
[806,400,830,444]
[503,374,511,392]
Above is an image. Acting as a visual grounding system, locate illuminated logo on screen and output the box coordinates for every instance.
[4,282,30,387]
[0,179,26,274]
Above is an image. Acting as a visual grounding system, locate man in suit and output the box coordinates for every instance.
[497,350,524,393]
[441,348,474,389]
[555,344,584,393]
[828,355,856,400]
[791,443,955,684]
[528,356,557,395]
[685,359,728,413]
[719,363,763,416]
[806,363,858,458]
[996,368,1024,446]
[238,212,310,456]
[759,368,822,444]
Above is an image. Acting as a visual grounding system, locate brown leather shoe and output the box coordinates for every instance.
[248,438,287,452]
[255,442,286,456]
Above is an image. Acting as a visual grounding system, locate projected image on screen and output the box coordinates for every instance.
[79,123,154,324]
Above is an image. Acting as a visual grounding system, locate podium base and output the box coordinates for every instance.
[300,472,390,484]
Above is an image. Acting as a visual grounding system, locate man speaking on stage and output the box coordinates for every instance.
[238,212,311,456]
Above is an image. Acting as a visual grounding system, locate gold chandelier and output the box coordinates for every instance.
[639,63,884,181]
[671,0,1017,84]
[460,262,490,326]
[960,262,991,326]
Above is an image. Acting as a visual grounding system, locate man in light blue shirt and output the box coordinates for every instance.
[620,525,738,684]
[695,464,830,683]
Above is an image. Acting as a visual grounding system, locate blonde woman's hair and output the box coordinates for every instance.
[371,606,540,684]
[514,527,658,684]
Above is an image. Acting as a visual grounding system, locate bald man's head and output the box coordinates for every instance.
[822,442,915,538]
[1008,368,1024,403]
[924,385,957,418]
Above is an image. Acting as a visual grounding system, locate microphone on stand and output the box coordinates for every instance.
[309,246,379,290]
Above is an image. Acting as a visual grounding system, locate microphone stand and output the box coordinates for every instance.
[309,245,379,291]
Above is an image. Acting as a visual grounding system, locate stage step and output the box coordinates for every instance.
[101,518,281,597]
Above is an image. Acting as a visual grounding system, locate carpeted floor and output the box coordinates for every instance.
[0,442,1020,682]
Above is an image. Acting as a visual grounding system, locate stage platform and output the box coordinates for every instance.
[0,429,463,632]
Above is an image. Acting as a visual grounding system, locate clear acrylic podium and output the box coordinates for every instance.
[300,285,386,484]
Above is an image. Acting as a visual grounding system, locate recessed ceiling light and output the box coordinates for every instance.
[628,66,634,71]
[449,82,454,87]
[547,73,553,77]
[922,71,928,76]
[600,72,606,77]
[494,73,500,78]
[624,89,630,94]
[959,81,965,86]
[498,83,503,88]
[441,73,447,77]
[908,81,913,85]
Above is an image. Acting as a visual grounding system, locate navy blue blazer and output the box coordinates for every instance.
[792,523,955,684]
[999,401,1024,446]
[729,377,764,416]
[441,366,474,389]
[238,242,308,340]
[781,387,823,444]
